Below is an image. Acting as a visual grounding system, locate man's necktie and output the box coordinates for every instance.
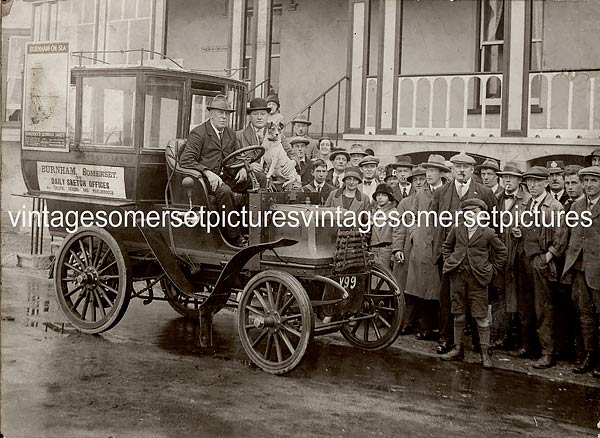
[402,188,407,197]
[458,184,465,198]
[588,198,594,211]
[218,129,224,139]
[554,192,559,201]
[333,176,339,188]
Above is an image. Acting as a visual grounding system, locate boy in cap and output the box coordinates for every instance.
[358,155,381,200]
[391,156,415,203]
[289,136,314,186]
[440,198,508,368]
[561,166,600,377]
[476,158,503,198]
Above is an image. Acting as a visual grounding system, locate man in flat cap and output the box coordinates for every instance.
[290,113,319,159]
[358,155,381,200]
[491,162,531,351]
[515,166,567,368]
[391,155,415,203]
[289,136,314,186]
[546,160,569,205]
[441,198,507,368]
[430,152,498,354]
[180,95,264,247]
[327,149,350,188]
[561,166,600,377]
[476,158,503,198]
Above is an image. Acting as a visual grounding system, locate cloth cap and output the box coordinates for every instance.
[358,155,380,167]
[290,113,312,126]
[450,152,476,165]
[497,162,523,177]
[523,166,550,179]
[460,198,488,211]
[476,158,500,172]
[578,166,600,178]
[289,136,310,146]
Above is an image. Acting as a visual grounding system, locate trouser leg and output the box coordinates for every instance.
[438,265,453,344]
[517,254,536,352]
[574,271,599,353]
[213,182,241,240]
[530,255,556,356]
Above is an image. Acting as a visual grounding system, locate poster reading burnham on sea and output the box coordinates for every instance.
[22,41,69,151]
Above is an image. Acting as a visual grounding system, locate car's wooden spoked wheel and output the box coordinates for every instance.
[340,264,404,351]
[54,227,131,334]
[238,271,314,375]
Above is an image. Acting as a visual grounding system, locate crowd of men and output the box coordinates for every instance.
[181,94,600,375]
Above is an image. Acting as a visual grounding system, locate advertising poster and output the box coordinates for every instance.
[22,41,69,151]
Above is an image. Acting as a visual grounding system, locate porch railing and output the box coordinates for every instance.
[246,77,270,100]
[286,76,349,145]
[528,69,600,139]
[365,72,503,137]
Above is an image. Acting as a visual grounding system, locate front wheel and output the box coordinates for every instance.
[340,264,404,351]
[54,227,131,334]
[237,271,314,375]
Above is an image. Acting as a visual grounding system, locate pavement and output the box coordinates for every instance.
[2,229,599,390]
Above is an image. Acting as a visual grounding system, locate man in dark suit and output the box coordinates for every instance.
[516,166,567,369]
[303,159,335,205]
[440,198,507,368]
[289,136,314,186]
[430,152,498,354]
[547,160,569,205]
[391,155,416,203]
[237,98,298,171]
[179,95,264,247]
[562,166,600,377]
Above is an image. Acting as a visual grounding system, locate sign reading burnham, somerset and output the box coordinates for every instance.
[22,42,70,151]
[37,162,126,199]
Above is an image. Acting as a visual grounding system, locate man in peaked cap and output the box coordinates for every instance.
[491,162,531,351]
[562,166,600,377]
[476,158,503,198]
[289,136,314,186]
[358,155,381,200]
[290,113,319,159]
[391,155,415,203]
[546,160,569,205]
[588,148,600,167]
[181,95,265,247]
[429,151,498,354]
[514,166,567,368]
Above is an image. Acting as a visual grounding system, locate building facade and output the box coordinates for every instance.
[2,0,600,223]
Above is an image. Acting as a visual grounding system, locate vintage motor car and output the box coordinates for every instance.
[20,56,404,374]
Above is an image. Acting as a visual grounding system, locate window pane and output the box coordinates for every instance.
[143,77,183,149]
[138,0,152,18]
[269,56,280,94]
[82,0,96,24]
[190,95,208,132]
[81,76,136,147]
[124,0,136,19]
[109,0,122,20]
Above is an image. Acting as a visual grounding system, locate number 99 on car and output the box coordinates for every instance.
[338,275,357,290]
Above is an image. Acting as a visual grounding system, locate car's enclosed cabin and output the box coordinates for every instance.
[20,64,247,237]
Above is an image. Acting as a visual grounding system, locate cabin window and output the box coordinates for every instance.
[80,75,136,148]
[143,76,184,149]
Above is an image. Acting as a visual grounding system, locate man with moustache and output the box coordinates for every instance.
[429,152,498,354]
[561,166,600,376]
[546,160,569,205]
[491,163,531,351]
[476,158,503,198]
[358,155,381,200]
[515,166,567,368]
[393,156,447,338]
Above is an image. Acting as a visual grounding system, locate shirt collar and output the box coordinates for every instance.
[552,189,565,199]
[491,183,499,193]
[589,194,600,206]
[533,192,546,205]
[430,181,443,191]
[210,121,223,137]
[455,178,472,191]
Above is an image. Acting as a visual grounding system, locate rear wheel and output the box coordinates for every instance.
[54,227,131,333]
[340,264,403,351]
[238,271,314,374]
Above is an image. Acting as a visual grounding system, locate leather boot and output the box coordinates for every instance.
[573,352,597,374]
[478,325,492,369]
[533,354,556,369]
[441,345,464,361]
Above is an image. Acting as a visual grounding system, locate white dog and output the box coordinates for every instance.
[261,122,301,190]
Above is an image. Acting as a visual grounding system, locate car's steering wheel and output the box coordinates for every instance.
[222,145,266,191]
[222,145,265,171]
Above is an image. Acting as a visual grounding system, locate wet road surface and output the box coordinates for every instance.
[2,267,599,438]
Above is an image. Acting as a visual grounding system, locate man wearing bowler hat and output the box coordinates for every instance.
[515,166,567,368]
[391,155,415,203]
[476,158,503,198]
[290,113,319,159]
[430,152,498,354]
[561,166,600,377]
[180,95,264,247]
[491,162,531,351]
[237,98,298,172]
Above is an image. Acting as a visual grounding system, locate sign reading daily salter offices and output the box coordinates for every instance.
[22,42,69,151]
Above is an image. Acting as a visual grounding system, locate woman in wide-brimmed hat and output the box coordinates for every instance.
[324,166,370,213]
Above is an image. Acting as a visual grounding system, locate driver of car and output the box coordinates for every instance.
[179,94,265,247]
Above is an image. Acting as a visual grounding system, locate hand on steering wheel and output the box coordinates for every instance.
[222,145,266,191]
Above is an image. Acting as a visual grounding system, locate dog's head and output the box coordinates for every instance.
[265,121,284,142]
